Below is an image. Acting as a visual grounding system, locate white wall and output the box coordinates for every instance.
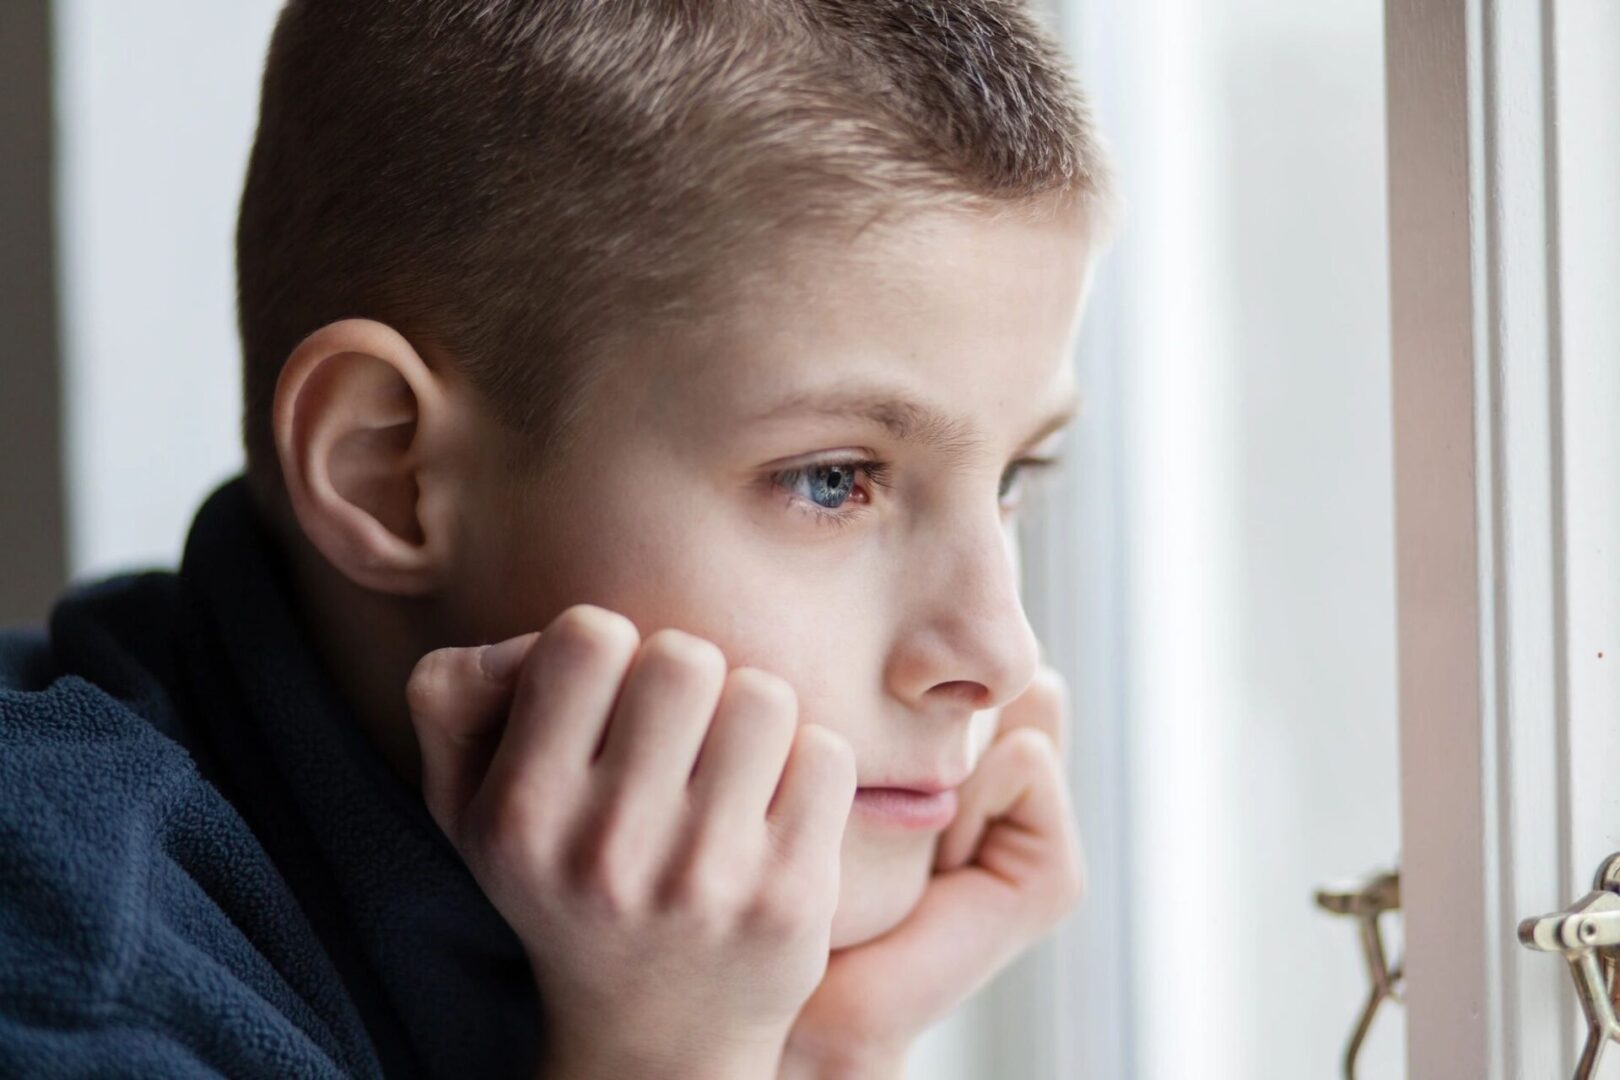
[54,0,283,578]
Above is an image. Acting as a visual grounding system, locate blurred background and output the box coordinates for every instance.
[0,1,1402,1076]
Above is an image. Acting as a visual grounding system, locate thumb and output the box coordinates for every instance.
[934,726,1072,875]
[935,664,1072,874]
[405,632,538,836]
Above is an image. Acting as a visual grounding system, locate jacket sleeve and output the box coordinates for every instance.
[0,1008,227,1079]
[0,676,377,1079]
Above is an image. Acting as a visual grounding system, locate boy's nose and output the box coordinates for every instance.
[883,515,1040,713]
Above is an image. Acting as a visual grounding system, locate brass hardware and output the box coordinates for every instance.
[1315,867,1403,1079]
[1518,852,1620,1079]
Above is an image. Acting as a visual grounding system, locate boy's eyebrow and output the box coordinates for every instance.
[746,381,1081,458]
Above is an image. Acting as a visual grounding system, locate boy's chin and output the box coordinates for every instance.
[827,835,937,950]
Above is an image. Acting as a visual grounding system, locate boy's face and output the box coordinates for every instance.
[449,205,1095,948]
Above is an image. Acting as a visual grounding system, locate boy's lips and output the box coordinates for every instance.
[852,783,962,830]
[858,769,971,795]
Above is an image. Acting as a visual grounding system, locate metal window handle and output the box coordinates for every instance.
[1315,867,1404,1079]
[1518,852,1620,1079]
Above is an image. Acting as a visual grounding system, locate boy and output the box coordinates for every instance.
[0,1,1112,1076]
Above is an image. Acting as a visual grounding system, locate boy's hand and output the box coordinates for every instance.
[405,606,857,1080]
[777,666,1084,1079]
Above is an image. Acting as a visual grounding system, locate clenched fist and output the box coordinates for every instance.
[405,605,857,1080]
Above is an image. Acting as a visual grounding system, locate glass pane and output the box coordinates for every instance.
[1078,1,1401,1075]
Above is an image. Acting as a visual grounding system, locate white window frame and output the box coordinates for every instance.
[1386,0,1620,1074]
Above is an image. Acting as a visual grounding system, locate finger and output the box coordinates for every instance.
[481,605,641,798]
[935,727,1075,877]
[595,629,726,805]
[767,724,857,871]
[993,664,1068,755]
[688,667,800,830]
[406,633,538,833]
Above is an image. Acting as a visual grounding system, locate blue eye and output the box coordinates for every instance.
[770,458,892,525]
[782,462,862,509]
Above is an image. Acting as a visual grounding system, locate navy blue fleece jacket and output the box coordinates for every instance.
[0,479,542,1078]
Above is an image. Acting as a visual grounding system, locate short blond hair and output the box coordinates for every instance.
[236,0,1112,500]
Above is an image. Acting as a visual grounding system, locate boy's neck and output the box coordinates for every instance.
[285,536,431,789]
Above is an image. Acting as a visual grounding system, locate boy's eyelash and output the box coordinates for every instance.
[771,459,892,530]
[1021,455,1067,481]
[1014,455,1062,477]
[770,454,1065,529]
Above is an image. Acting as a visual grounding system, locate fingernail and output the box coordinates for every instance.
[479,633,536,682]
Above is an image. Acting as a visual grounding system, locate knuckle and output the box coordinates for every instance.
[1031,663,1069,702]
[569,844,634,916]
[570,810,652,914]
[1031,665,1071,729]
[747,872,829,939]
[638,629,727,691]
[724,667,798,719]
[542,605,640,668]
[1046,852,1087,918]
[666,860,745,920]
[797,724,857,784]
[1003,726,1060,771]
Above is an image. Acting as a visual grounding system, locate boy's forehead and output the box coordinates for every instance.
[691,209,1091,355]
[600,205,1092,446]
[632,337,1081,462]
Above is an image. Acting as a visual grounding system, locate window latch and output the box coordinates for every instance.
[1519,852,1620,1079]
[1315,866,1403,1079]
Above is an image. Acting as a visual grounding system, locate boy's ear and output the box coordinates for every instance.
[272,318,462,596]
